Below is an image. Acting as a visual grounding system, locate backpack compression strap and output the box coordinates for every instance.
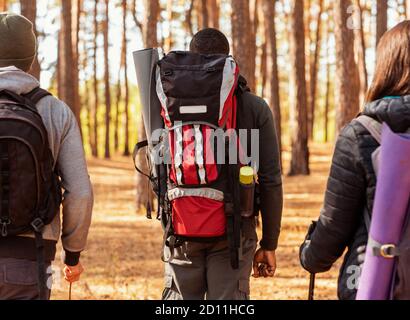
[225,89,244,270]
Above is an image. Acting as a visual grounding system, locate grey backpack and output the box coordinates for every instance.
[356,115,410,300]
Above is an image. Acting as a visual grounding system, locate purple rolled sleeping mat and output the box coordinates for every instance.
[357,124,410,300]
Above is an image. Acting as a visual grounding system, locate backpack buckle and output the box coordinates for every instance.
[0,218,10,237]
[380,244,396,259]
[31,218,45,233]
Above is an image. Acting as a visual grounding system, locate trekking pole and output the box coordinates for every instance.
[69,283,72,300]
[308,273,316,301]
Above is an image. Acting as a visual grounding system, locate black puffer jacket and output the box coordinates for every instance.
[300,96,410,300]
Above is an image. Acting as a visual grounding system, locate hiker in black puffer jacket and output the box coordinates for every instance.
[300,21,410,300]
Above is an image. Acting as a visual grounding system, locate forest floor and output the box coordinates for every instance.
[51,143,342,300]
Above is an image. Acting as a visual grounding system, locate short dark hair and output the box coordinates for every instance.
[189,28,230,55]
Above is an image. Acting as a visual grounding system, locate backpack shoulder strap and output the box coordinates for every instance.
[356,115,383,144]
[23,87,52,106]
[0,89,27,105]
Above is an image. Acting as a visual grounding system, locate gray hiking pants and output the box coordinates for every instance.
[0,258,51,300]
[162,237,257,300]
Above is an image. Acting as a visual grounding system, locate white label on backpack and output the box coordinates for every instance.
[179,105,207,114]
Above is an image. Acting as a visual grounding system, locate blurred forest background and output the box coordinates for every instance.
[0,0,406,299]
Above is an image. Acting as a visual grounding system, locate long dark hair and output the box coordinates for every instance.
[366,21,410,102]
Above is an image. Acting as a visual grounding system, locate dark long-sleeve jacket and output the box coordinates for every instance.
[300,96,410,299]
[237,77,283,250]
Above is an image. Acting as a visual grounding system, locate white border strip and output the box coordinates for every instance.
[168,187,224,202]
[219,57,237,121]
[174,127,183,185]
[194,125,207,185]
[180,105,207,114]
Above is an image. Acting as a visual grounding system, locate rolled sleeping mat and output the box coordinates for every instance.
[133,48,164,146]
[357,124,410,300]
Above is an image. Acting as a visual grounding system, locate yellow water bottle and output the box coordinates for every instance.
[240,166,255,218]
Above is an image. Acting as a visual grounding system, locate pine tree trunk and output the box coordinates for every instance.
[231,0,255,92]
[208,0,220,29]
[407,0,410,18]
[289,0,309,176]
[82,34,94,153]
[249,0,258,91]
[334,0,360,132]
[354,0,368,106]
[72,0,82,133]
[59,1,76,117]
[164,0,175,52]
[185,0,194,36]
[305,0,312,128]
[324,63,330,143]
[57,31,62,99]
[308,0,324,140]
[324,15,331,143]
[20,0,41,80]
[123,64,130,157]
[201,0,209,28]
[376,0,388,47]
[103,0,111,159]
[260,40,267,98]
[263,0,281,166]
[92,0,99,157]
[122,0,130,156]
[195,0,203,30]
[114,70,121,153]
[0,0,8,11]
[115,0,129,153]
[85,81,92,150]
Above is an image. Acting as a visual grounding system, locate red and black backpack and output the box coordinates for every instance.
[135,51,244,269]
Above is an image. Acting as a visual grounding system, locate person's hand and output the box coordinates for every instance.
[252,249,276,278]
[63,262,84,283]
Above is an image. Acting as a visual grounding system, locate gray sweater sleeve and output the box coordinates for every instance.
[37,96,94,265]
[56,106,93,259]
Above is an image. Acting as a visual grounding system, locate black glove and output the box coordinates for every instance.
[305,220,318,242]
[299,221,318,269]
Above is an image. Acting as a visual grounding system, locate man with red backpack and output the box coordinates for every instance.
[0,13,93,300]
[152,29,283,300]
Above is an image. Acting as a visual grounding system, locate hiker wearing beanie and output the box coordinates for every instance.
[0,13,37,72]
[0,13,93,300]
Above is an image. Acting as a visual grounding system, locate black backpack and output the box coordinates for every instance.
[0,88,62,299]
